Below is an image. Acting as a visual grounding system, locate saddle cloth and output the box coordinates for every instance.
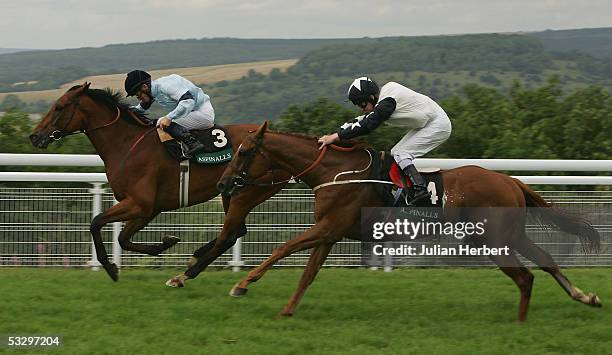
[159,124,233,164]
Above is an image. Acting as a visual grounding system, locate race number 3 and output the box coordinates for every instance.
[212,129,228,148]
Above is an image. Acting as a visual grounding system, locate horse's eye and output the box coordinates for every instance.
[238,149,249,155]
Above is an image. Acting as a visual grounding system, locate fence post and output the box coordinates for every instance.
[383,241,393,272]
[112,198,122,268]
[229,238,244,272]
[87,183,104,270]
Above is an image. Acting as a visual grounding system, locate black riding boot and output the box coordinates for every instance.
[165,122,204,156]
[402,164,430,205]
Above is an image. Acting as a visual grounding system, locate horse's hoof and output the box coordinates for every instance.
[165,277,185,288]
[103,263,119,282]
[229,285,248,297]
[590,295,602,307]
[162,235,180,247]
[279,310,294,317]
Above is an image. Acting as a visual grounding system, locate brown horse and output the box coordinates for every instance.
[29,83,289,283]
[214,121,602,322]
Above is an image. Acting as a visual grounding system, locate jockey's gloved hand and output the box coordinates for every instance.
[317,133,339,150]
[157,116,171,129]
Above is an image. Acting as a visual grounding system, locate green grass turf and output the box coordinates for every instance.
[0,268,610,354]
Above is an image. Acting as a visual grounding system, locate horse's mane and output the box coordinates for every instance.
[69,86,151,126]
[271,130,370,150]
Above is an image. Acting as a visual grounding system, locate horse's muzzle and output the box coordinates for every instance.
[29,133,51,149]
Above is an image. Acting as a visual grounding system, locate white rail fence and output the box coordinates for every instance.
[1,154,611,270]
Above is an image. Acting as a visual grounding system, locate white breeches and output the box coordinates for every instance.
[390,115,452,169]
[172,101,215,130]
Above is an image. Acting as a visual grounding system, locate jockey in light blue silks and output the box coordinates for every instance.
[125,70,215,155]
[318,77,452,204]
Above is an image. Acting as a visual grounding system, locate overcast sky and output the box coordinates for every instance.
[2,0,611,49]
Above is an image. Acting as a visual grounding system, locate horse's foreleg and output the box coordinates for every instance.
[490,251,534,322]
[280,243,333,316]
[515,237,602,307]
[229,221,338,297]
[90,213,117,281]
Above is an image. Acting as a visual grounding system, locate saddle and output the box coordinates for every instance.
[159,124,233,164]
[368,149,445,209]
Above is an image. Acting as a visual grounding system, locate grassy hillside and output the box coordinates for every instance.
[0,48,31,55]
[201,34,612,124]
[0,38,374,93]
[3,30,612,126]
[531,27,612,58]
[0,59,297,103]
[2,28,611,94]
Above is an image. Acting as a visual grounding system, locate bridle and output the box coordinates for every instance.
[47,94,121,141]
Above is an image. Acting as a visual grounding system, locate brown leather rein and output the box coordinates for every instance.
[231,142,358,189]
[48,103,157,170]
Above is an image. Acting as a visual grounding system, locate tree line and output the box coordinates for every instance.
[273,77,611,161]
[4,77,609,162]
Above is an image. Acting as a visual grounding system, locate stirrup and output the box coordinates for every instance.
[184,144,204,156]
[406,188,430,206]
[180,140,204,156]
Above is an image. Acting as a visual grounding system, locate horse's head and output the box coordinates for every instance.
[218,121,272,196]
[29,82,91,148]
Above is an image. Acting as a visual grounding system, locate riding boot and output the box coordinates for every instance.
[165,122,204,156]
[402,164,430,205]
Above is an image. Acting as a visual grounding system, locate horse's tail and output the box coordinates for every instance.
[513,178,600,253]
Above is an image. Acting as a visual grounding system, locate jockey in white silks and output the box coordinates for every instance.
[318,77,452,204]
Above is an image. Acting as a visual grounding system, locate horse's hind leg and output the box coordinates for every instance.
[90,198,148,281]
[515,237,601,307]
[117,215,180,256]
[280,243,334,317]
[489,252,534,322]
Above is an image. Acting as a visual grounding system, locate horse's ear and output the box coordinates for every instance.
[255,120,268,138]
[83,82,91,90]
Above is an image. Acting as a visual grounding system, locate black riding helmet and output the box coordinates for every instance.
[125,70,151,96]
[347,77,379,107]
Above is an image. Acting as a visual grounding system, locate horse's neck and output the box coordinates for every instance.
[265,133,366,187]
[85,107,154,175]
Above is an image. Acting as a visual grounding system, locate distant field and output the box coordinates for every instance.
[0,59,297,103]
[0,268,610,354]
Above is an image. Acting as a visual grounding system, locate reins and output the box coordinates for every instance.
[48,92,157,171]
[236,139,394,192]
[243,144,360,187]
[50,106,122,140]
[86,108,122,133]
[295,144,357,180]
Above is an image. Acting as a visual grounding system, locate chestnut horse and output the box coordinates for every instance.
[214,121,602,322]
[29,83,289,283]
